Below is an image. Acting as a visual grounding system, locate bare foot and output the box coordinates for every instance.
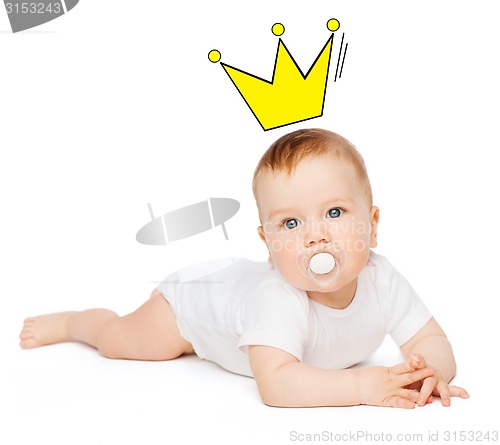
[19,312,76,349]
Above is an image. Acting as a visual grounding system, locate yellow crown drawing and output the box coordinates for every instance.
[209,19,348,131]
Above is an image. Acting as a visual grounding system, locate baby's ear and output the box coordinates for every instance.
[369,206,380,248]
[257,226,273,264]
[257,226,266,243]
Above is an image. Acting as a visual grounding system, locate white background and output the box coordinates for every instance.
[1,1,499,444]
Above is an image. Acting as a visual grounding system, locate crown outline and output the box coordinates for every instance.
[211,21,342,131]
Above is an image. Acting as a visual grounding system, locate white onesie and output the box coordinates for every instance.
[157,251,432,377]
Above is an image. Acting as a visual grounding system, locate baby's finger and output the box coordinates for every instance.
[417,377,437,406]
[397,388,420,404]
[436,380,451,407]
[390,395,417,409]
[412,354,427,369]
[402,367,434,387]
[449,385,470,399]
[391,356,425,375]
[391,361,414,375]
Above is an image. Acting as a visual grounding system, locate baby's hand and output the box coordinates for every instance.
[357,358,434,408]
[407,354,469,407]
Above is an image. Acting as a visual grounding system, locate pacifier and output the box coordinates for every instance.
[296,241,344,286]
[309,252,336,274]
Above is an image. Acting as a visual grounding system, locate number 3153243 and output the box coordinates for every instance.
[5,3,62,14]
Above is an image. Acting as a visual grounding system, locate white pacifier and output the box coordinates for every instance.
[297,241,344,286]
[309,252,336,275]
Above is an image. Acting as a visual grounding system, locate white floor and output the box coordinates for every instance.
[4,317,492,445]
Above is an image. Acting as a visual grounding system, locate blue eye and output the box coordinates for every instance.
[284,218,299,229]
[327,208,343,218]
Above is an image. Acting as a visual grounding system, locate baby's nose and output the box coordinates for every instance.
[306,237,329,248]
[305,221,330,247]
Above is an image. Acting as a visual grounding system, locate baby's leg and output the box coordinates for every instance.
[19,290,193,361]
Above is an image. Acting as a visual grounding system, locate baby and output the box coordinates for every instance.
[20,128,468,408]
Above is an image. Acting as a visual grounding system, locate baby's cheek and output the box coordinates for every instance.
[281,255,299,276]
[348,248,371,274]
[276,256,303,286]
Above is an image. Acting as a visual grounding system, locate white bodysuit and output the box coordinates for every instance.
[157,251,432,377]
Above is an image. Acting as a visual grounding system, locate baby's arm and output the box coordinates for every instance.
[249,345,433,408]
[400,318,469,406]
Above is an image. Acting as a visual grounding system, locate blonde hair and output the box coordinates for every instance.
[252,128,373,206]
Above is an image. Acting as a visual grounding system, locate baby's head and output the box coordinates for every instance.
[252,128,379,298]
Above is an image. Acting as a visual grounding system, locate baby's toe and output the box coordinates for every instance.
[19,320,39,348]
[20,337,41,349]
[18,312,73,349]
[19,326,33,339]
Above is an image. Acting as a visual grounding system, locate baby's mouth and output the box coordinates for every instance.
[298,242,344,286]
[309,252,336,275]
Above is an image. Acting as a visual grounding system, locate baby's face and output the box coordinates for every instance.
[256,154,379,299]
